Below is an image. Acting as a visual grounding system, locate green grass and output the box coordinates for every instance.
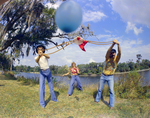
[0,74,150,118]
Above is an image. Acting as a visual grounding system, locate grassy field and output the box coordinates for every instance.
[0,74,150,118]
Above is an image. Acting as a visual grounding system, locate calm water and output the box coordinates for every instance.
[15,72,101,86]
[15,70,150,86]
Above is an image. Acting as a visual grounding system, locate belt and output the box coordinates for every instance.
[41,68,49,71]
[102,73,113,76]
[72,74,78,76]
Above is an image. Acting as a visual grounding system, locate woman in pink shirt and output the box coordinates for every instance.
[62,62,83,96]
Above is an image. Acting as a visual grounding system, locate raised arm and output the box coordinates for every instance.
[116,43,121,63]
[105,41,115,60]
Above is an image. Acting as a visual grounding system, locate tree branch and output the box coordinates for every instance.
[0,34,23,51]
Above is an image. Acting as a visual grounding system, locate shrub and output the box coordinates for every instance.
[4,71,17,80]
[114,71,148,99]
[17,76,39,85]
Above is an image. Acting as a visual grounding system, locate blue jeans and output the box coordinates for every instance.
[95,73,115,107]
[68,75,82,95]
[39,69,58,108]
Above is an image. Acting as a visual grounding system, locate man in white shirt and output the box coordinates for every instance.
[35,45,58,108]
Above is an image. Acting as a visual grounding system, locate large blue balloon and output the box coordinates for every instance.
[55,0,82,33]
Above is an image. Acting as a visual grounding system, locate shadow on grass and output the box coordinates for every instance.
[21,82,31,86]
[45,91,59,106]
[93,90,109,107]
[67,116,74,118]
[20,82,37,86]
[93,90,97,99]
[0,84,5,86]
[75,96,79,101]
[101,96,109,107]
[73,83,83,91]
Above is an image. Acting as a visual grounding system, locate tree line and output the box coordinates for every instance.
[10,59,150,75]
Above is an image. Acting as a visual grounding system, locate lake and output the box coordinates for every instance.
[15,69,150,86]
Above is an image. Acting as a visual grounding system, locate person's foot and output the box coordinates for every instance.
[41,106,45,108]
[110,107,114,109]
[67,94,70,96]
[94,101,98,103]
[52,100,58,102]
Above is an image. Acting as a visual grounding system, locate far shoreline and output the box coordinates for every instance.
[29,72,101,77]
[27,68,150,77]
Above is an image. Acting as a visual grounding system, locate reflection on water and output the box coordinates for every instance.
[15,70,150,86]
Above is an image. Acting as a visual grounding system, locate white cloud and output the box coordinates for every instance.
[85,3,100,11]
[89,58,96,63]
[118,39,149,62]
[15,57,33,66]
[83,10,107,23]
[51,29,65,43]
[97,34,111,39]
[136,39,143,45]
[104,30,111,33]
[99,4,103,8]
[21,59,31,63]
[53,28,63,35]
[45,1,62,9]
[61,56,73,65]
[107,0,150,27]
[96,34,118,42]
[125,22,143,35]
[133,27,143,35]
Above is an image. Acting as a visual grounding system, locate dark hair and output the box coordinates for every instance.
[36,45,46,53]
[111,49,116,53]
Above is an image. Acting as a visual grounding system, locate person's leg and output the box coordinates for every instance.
[76,75,83,91]
[107,75,115,107]
[68,75,75,96]
[95,74,106,102]
[46,69,58,102]
[39,70,46,108]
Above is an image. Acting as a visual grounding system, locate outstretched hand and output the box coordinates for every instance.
[113,39,119,45]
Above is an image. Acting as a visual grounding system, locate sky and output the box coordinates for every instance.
[15,0,150,67]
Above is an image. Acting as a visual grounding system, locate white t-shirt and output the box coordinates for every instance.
[35,56,49,70]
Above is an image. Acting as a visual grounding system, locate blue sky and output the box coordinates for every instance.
[15,0,150,67]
